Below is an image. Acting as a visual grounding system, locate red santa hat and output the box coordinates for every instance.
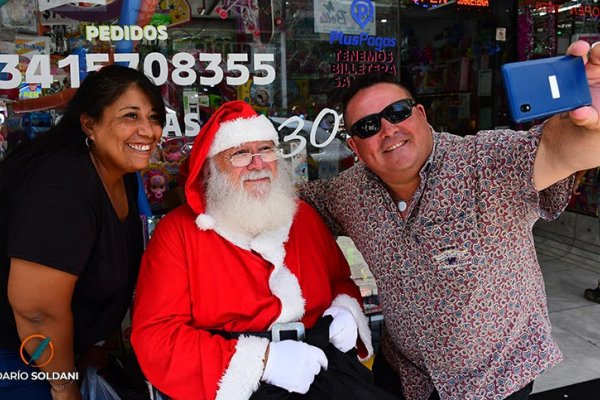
[184,100,280,230]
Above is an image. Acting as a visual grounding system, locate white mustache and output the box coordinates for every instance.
[241,170,272,182]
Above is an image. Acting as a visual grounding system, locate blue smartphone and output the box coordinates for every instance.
[501,55,592,123]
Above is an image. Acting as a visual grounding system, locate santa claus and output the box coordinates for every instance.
[131,101,373,400]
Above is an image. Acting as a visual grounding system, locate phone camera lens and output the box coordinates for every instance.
[520,104,531,112]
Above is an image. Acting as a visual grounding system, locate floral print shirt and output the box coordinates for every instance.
[300,125,574,400]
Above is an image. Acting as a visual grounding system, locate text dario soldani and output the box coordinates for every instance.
[0,334,79,382]
[329,0,396,51]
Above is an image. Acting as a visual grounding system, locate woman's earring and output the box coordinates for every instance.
[85,137,94,148]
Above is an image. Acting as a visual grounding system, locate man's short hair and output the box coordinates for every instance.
[341,74,413,118]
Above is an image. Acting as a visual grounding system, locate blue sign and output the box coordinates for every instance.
[351,0,374,30]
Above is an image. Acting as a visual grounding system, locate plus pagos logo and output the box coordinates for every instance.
[351,0,375,29]
[328,0,397,51]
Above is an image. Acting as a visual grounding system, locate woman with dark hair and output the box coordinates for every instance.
[0,65,166,400]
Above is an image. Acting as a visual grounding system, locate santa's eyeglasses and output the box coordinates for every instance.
[348,99,417,139]
[229,147,280,167]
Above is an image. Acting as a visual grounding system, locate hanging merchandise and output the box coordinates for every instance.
[51,0,124,22]
[237,78,273,114]
[39,0,109,12]
[216,0,275,43]
[156,0,191,27]
[137,0,160,26]
[0,0,39,34]
[234,0,261,38]
[140,136,193,215]
[141,165,170,213]
[115,0,160,53]
[15,34,51,59]
[11,88,76,113]
[116,0,143,53]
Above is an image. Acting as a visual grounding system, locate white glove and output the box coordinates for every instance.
[262,340,328,394]
[323,306,358,352]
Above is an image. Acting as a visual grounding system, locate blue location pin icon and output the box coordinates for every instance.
[351,0,374,30]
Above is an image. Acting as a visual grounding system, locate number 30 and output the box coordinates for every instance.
[278,108,341,158]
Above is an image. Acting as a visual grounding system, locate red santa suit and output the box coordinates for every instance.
[131,101,373,400]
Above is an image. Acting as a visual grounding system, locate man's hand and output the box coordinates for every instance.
[567,41,600,130]
[262,340,327,394]
[535,41,600,190]
[323,306,358,352]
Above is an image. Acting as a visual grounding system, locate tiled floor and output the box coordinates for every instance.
[532,247,600,393]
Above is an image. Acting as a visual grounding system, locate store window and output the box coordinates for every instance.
[0,0,403,358]
[0,0,401,191]
[400,0,516,134]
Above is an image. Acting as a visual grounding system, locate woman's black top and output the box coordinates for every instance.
[0,148,143,353]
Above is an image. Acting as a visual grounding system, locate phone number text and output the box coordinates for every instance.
[0,52,276,89]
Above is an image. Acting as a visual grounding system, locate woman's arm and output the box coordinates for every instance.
[8,258,81,400]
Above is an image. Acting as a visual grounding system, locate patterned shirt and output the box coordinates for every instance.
[300,126,574,400]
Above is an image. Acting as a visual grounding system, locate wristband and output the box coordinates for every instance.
[49,378,77,392]
[48,368,78,392]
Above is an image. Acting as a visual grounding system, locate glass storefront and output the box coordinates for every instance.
[1,0,599,315]
[2,1,599,279]
[1,0,600,396]
[0,0,404,200]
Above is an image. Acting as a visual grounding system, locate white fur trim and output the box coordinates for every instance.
[330,294,374,361]
[210,208,305,325]
[196,213,216,230]
[208,115,279,157]
[213,225,252,250]
[215,335,269,400]
[250,222,306,325]
[250,224,290,267]
[269,265,305,325]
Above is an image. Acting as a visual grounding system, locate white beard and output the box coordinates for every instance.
[204,158,298,240]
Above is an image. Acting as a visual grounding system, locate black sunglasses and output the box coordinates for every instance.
[348,99,417,139]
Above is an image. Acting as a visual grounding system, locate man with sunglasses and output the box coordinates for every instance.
[300,40,600,400]
[131,101,375,399]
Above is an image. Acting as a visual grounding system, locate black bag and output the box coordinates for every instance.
[250,316,398,400]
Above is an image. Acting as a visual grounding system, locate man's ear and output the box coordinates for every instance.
[80,114,95,136]
[347,136,363,162]
[415,103,428,122]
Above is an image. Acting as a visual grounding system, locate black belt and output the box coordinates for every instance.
[209,322,306,342]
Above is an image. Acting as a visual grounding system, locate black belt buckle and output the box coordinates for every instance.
[271,322,305,342]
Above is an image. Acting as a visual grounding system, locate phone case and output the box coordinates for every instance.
[501,55,591,123]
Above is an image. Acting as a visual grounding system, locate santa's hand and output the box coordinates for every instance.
[323,306,358,352]
[262,340,327,394]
